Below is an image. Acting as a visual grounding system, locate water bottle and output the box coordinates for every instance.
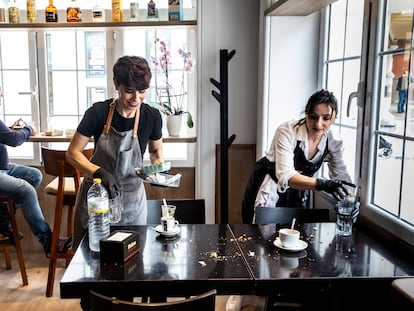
[87,178,110,252]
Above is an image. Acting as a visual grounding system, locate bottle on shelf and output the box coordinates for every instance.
[26,0,36,22]
[92,0,105,22]
[67,0,81,22]
[45,0,58,22]
[8,0,19,24]
[87,178,110,253]
[0,0,6,23]
[168,0,182,21]
[111,0,123,22]
[147,0,158,21]
[130,1,138,21]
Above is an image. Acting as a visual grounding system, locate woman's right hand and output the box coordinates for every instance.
[315,178,356,201]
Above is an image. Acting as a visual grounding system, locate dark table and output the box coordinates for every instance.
[61,223,414,310]
[60,224,253,305]
[230,222,414,309]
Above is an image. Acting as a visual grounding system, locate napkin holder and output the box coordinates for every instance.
[100,230,140,265]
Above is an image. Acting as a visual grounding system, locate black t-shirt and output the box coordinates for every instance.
[77,99,163,155]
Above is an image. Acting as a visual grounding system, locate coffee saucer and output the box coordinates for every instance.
[273,237,308,252]
[154,225,180,237]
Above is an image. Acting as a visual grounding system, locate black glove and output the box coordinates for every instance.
[93,167,120,199]
[315,178,356,201]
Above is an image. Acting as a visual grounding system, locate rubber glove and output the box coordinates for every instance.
[315,178,356,201]
[93,167,120,199]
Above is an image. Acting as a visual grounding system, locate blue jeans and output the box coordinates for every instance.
[398,89,407,113]
[0,163,51,243]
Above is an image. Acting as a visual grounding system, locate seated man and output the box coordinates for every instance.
[0,86,69,257]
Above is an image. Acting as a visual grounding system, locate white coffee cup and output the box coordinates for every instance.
[279,228,300,248]
[161,216,179,232]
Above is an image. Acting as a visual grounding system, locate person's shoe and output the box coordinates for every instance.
[0,220,24,242]
[42,235,73,258]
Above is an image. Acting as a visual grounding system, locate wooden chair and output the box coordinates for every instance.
[254,206,332,225]
[89,289,217,311]
[147,199,206,224]
[0,197,28,285]
[41,146,93,297]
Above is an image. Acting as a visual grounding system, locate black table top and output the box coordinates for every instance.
[60,224,253,299]
[61,223,414,301]
[230,222,414,281]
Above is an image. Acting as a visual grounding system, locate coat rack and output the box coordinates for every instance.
[210,49,236,224]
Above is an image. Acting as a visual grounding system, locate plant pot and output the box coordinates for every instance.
[166,114,182,137]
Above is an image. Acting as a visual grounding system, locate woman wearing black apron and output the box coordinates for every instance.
[66,56,165,251]
[242,89,358,224]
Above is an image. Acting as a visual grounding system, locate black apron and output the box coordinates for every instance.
[242,140,329,223]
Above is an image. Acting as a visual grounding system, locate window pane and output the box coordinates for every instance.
[401,140,414,225]
[0,32,29,69]
[372,135,401,215]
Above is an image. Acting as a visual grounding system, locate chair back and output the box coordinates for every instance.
[254,206,332,225]
[41,147,93,193]
[147,199,206,224]
[89,289,217,311]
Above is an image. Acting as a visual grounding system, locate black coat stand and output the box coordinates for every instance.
[210,49,236,224]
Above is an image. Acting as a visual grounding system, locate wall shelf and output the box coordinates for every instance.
[0,20,196,30]
[265,0,337,16]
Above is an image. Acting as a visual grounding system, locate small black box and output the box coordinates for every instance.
[100,230,140,265]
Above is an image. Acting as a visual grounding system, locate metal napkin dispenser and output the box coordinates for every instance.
[100,230,140,265]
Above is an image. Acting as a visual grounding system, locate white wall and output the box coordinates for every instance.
[198,2,322,223]
[197,0,260,223]
[258,13,321,157]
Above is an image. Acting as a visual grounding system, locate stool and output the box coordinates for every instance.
[41,147,93,297]
[0,197,28,286]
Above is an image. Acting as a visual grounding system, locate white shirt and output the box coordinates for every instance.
[265,119,351,194]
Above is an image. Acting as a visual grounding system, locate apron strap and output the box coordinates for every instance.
[104,99,116,135]
[104,98,140,138]
[132,108,140,138]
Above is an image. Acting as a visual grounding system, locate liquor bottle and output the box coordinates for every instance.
[147,0,158,20]
[0,0,6,22]
[92,0,105,22]
[130,1,138,21]
[66,0,81,22]
[111,0,123,22]
[87,178,110,253]
[26,0,36,22]
[45,0,57,22]
[8,0,19,23]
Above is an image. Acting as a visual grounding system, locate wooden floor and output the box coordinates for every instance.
[0,250,265,311]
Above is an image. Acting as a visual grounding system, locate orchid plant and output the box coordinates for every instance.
[151,38,195,128]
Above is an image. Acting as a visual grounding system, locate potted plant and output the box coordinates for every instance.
[151,38,195,136]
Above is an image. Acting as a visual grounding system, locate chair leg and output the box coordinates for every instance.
[3,246,11,269]
[46,197,64,297]
[65,205,75,267]
[6,199,28,286]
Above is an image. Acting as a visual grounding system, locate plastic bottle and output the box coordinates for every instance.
[45,0,57,22]
[87,178,110,252]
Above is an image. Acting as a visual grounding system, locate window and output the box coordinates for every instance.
[0,23,197,167]
[323,0,414,247]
